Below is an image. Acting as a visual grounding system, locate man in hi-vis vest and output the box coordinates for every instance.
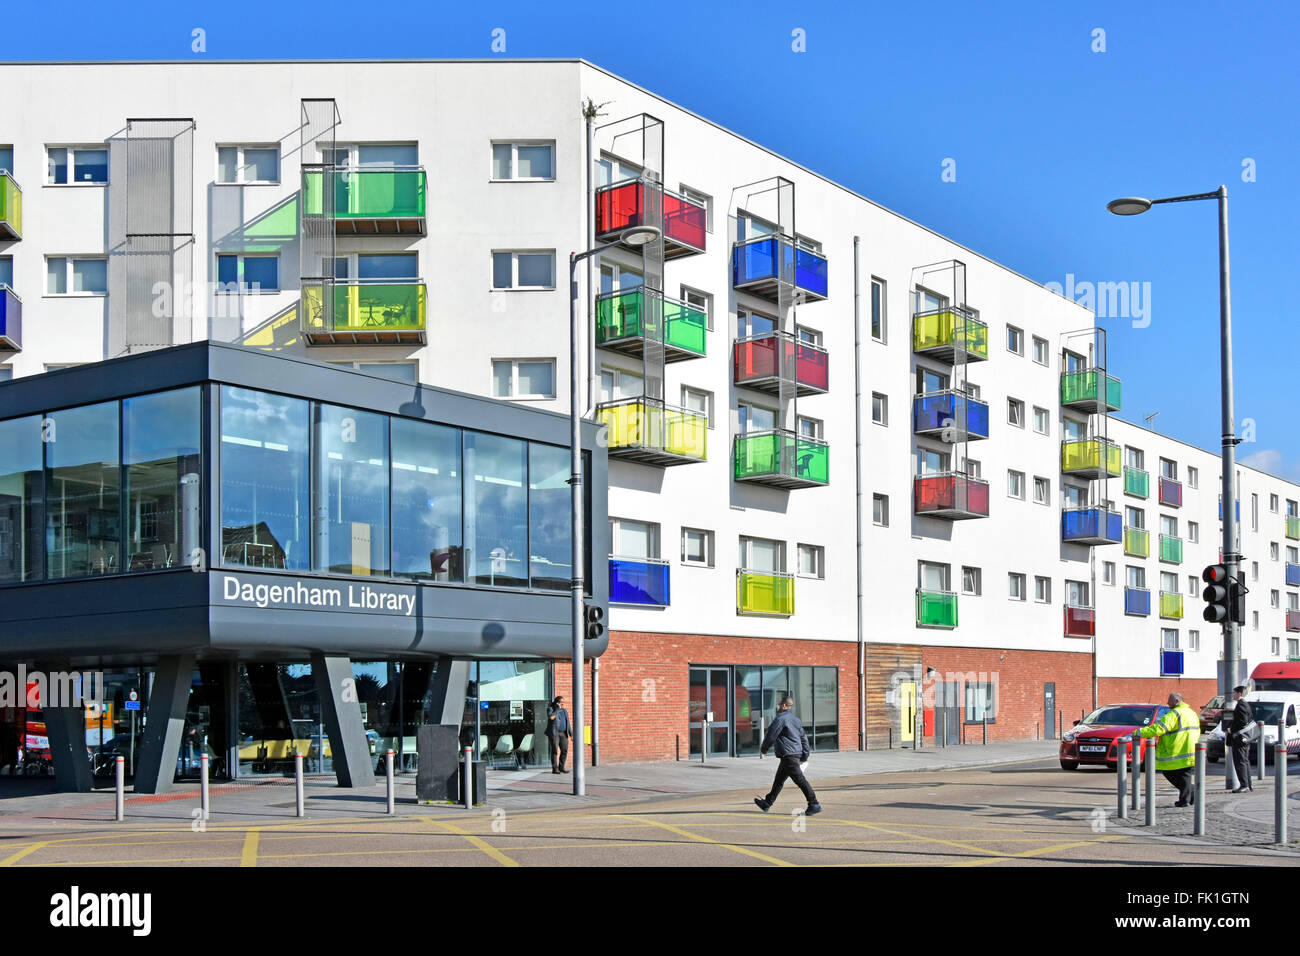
[1136,691,1201,806]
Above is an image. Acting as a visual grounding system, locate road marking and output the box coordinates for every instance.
[0,841,49,866]
[953,835,1128,866]
[421,817,519,867]
[240,829,260,867]
[618,814,795,866]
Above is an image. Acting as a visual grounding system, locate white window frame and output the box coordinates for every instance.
[961,566,982,596]
[1033,476,1050,506]
[45,255,109,296]
[215,253,280,294]
[797,543,825,580]
[1008,572,1026,601]
[871,392,888,426]
[1162,628,1180,651]
[216,144,281,185]
[1008,398,1025,428]
[1188,521,1199,543]
[870,277,887,343]
[1032,335,1049,365]
[1032,406,1050,435]
[681,527,714,568]
[1103,561,1116,586]
[492,358,556,401]
[1007,325,1024,356]
[797,416,824,441]
[1008,470,1025,500]
[1035,575,1051,604]
[681,385,714,429]
[609,517,661,560]
[490,141,556,182]
[873,493,889,527]
[1188,466,1199,489]
[491,250,556,290]
[46,145,109,186]
[678,184,713,233]
[680,285,713,331]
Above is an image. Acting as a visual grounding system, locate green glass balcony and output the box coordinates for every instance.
[1159,591,1184,620]
[597,397,707,467]
[737,570,794,617]
[1288,515,1300,541]
[300,280,427,345]
[302,166,426,235]
[596,288,706,362]
[1060,438,1121,479]
[734,430,829,489]
[1124,466,1149,499]
[1123,527,1149,558]
[0,172,20,241]
[1159,534,1183,564]
[912,308,988,364]
[1060,368,1121,413]
[916,589,958,629]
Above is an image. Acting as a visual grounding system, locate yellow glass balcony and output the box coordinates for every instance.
[1123,527,1149,558]
[1159,591,1184,620]
[737,571,794,616]
[597,397,707,467]
[300,280,427,345]
[912,308,988,363]
[0,172,20,240]
[1060,438,1121,479]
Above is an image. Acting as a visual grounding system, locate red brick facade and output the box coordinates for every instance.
[1097,677,1219,710]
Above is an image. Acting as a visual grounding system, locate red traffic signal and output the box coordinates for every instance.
[1202,564,1229,585]
[1202,564,1232,623]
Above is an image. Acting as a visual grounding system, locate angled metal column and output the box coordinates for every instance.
[428,658,472,727]
[43,701,94,793]
[311,652,375,788]
[134,652,196,794]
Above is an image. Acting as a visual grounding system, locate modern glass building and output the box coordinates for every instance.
[0,342,608,792]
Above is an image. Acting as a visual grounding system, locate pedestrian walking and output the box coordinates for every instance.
[546,695,573,774]
[1220,685,1256,792]
[1135,691,1201,806]
[754,695,822,816]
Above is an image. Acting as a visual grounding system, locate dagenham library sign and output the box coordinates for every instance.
[217,573,417,616]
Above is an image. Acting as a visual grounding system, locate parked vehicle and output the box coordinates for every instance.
[1199,695,1226,732]
[1059,703,1168,770]
[1206,691,1300,763]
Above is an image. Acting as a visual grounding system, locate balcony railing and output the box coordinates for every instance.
[1124,587,1151,616]
[1158,477,1183,508]
[302,166,427,234]
[596,288,706,362]
[737,570,794,617]
[300,280,427,345]
[1286,515,1299,540]
[1065,605,1096,638]
[1288,609,1300,633]
[913,473,990,520]
[0,285,21,351]
[734,430,829,488]
[0,171,20,241]
[1159,534,1183,564]
[1124,466,1149,498]
[595,178,707,258]
[912,390,990,442]
[1123,527,1150,558]
[731,235,828,302]
[916,589,958,628]
[597,397,707,467]
[1287,564,1300,588]
[1060,438,1121,479]
[1060,368,1121,413]
[1160,591,1184,620]
[1061,508,1122,546]
[911,308,988,364]
[609,557,670,607]
[733,332,828,396]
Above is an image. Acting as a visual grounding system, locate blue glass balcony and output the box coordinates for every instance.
[1124,587,1151,616]
[0,285,20,351]
[1288,564,1300,588]
[912,390,989,442]
[609,558,670,607]
[1061,508,1122,546]
[732,235,828,303]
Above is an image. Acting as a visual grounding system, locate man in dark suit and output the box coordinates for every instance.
[1228,685,1255,792]
[546,696,572,774]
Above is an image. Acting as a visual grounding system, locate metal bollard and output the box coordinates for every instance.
[1144,740,1156,826]
[1194,741,1206,836]
[1130,737,1140,810]
[982,714,987,745]
[114,755,124,822]
[294,752,305,818]
[462,746,473,810]
[200,752,210,821]
[916,713,923,750]
[1059,709,1064,740]
[701,720,708,765]
[1258,731,1266,781]
[759,717,766,758]
[1116,739,1128,820]
[940,709,947,748]
[1226,737,1236,792]
[1277,740,1288,845]
[386,749,395,815]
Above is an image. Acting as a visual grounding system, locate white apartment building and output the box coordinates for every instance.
[1,58,1296,762]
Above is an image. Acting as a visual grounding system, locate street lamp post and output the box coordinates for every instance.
[1108,186,1239,790]
[568,224,660,797]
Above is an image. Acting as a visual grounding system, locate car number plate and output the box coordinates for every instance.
[1080,745,1107,753]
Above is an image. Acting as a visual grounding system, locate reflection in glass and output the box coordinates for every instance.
[735,665,763,755]
[313,404,389,576]
[0,416,43,583]
[474,661,552,769]
[237,662,331,776]
[793,665,815,742]
[464,432,526,588]
[45,401,120,579]
[391,418,461,581]
[123,388,201,572]
[528,443,570,590]
[814,667,839,751]
[220,387,309,570]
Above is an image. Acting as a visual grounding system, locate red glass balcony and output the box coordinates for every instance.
[733,332,828,396]
[595,178,706,258]
[1064,605,1095,638]
[913,473,990,520]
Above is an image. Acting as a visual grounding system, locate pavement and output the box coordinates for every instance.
[0,741,1297,866]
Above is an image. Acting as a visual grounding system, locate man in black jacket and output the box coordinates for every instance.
[754,695,822,815]
[546,696,572,774]
[1228,685,1255,793]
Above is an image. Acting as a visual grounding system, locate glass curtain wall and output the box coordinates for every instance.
[472,661,552,769]
[312,404,389,576]
[391,419,462,582]
[464,433,527,588]
[730,664,838,756]
[45,402,120,579]
[0,415,43,584]
[123,388,201,571]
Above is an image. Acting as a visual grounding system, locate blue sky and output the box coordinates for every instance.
[5,0,1297,478]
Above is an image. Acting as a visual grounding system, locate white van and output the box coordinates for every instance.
[1207,691,1300,762]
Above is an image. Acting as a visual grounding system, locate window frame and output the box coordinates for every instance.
[45,145,110,186]
[961,566,982,596]
[45,255,110,296]
[681,527,714,568]
[491,358,557,401]
[1008,469,1026,500]
[681,385,714,430]
[1006,325,1024,356]
[873,493,889,527]
[1008,572,1026,601]
[491,250,557,290]
[871,392,888,426]
[796,543,825,580]
[678,183,713,233]
[1032,335,1049,365]
[1007,398,1025,428]
[870,277,886,343]
[216,144,281,185]
[1032,406,1050,435]
[490,141,557,182]
[215,252,281,294]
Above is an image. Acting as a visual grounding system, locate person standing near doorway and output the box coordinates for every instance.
[754,695,821,815]
[546,695,572,774]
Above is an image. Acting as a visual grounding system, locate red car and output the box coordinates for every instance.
[1059,703,1169,770]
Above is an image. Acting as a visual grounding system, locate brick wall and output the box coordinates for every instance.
[1097,676,1219,710]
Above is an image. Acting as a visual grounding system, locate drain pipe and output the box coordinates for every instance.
[584,104,597,415]
[854,235,866,751]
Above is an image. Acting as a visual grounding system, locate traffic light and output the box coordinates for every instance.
[583,602,605,641]
[1202,564,1230,623]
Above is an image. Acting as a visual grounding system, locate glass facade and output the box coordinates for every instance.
[313,404,389,576]
[733,664,838,756]
[123,388,202,571]
[0,416,43,584]
[391,418,462,581]
[469,661,554,769]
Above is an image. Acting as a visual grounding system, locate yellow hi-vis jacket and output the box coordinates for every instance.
[1136,702,1201,771]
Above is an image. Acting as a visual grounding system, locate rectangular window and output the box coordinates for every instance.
[1008,398,1024,428]
[46,256,108,295]
[609,518,660,560]
[1127,565,1146,589]
[797,544,824,579]
[797,417,823,441]
[918,560,950,592]
[1187,575,1197,595]
[1033,406,1049,435]
[0,255,11,288]
[1271,636,1279,654]
[1009,573,1025,601]
[1291,639,1300,660]
[1126,505,1145,529]
[1103,561,1116,586]
[216,145,280,184]
[1188,521,1199,543]
[215,254,279,293]
[1033,476,1050,505]
[1032,336,1049,365]
[1066,579,1090,607]
[681,386,713,429]
[1162,628,1179,650]
[961,566,981,595]
[1271,494,1279,513]
[491,359,555,400]
[46,146,109,185]
[679,184,713,232]
[1126,446,1145,470]
[739,402,776,435]
[1008,470,1025,500]
[681,528,714,567]
[870,278,886,342]
[491,251,556,289]
[873,493,889,527]
[1253,561,1259,581]
[1251,493,1259,531]
[681,286,713,331]
[741,536,786,573]
[1188,466,1199,489]
[965,682,996,724]
[871,392,888,426]
[1272,590,1280,609]
[490,141,556,181]
[1160,457,1178,480]
[1007,325,1024,355]
[1035,576,1051,603]
[1160,514,1178,537]
[1288,545,1297,564]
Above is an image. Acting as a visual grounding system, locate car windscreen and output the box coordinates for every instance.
[1249,702,1286,725]
[1253,678,1300,693]
[1084,706,1156,726]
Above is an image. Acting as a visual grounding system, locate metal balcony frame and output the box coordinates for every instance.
[732,331,829,396]
[912,388,990,442]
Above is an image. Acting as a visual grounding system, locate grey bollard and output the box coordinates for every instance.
[295,753,305,818]
[1258,731,1266,781]
[1194,741,1206,836]
[940,708,946,748]
[386,749,395,815]
[200,753,210,821]
[1116,739,1128,819]
[1130,736,1141,810]
[1277,740,1288,845]
[114,755,125,822]
[462,746,473,810]
[1144,740,1156,825]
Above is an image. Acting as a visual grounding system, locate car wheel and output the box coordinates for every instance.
[1059,760,1078,771]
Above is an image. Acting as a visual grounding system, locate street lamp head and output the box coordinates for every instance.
[618,225,661,246]
[1107,197,1153,216]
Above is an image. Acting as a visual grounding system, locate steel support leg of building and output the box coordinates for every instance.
[135,652,196,795]
[428,658,472,727]
[44,700,94,793]
[312,653,376,788]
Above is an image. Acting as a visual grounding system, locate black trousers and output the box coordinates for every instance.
[1230,736,1253,788]
[550,734,569,770]
[1162,766,1195,804]
[765,754,818,806]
